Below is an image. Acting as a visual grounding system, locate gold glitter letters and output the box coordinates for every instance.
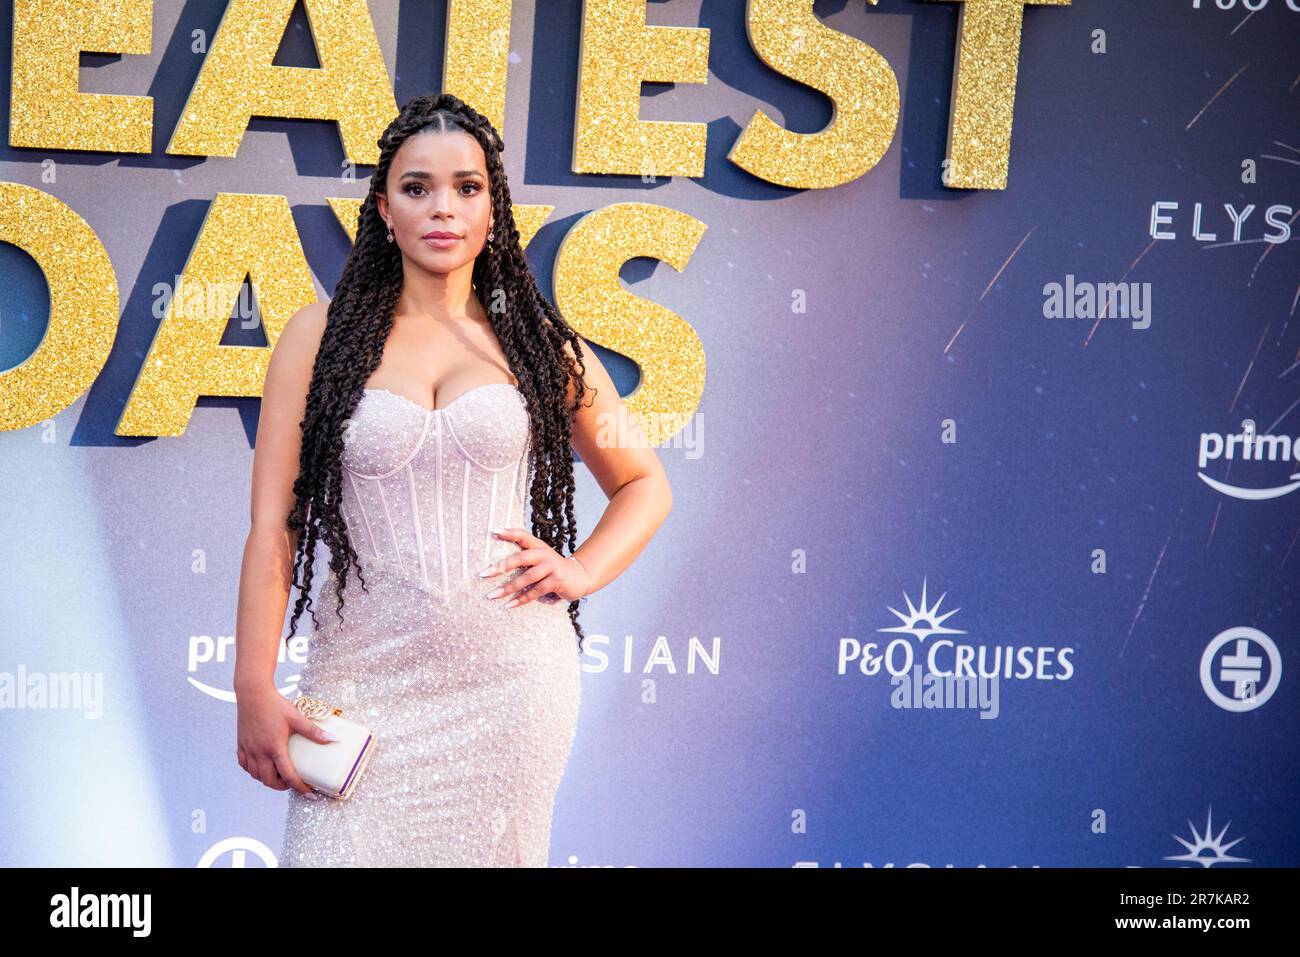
[9,0,154,153]
[928,0,1072,190]
[573,0,710,177]
[116,193,317,437]
[166,0,397,164]
[554,203,707,447]
[731,0,901,189]
[0,183,119,430]
[444,0,514,141]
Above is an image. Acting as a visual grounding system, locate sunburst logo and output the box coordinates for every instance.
[878,577,967,642]
[1163,807,1250,867]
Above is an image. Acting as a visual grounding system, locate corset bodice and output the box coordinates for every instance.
[283,379,582,868]
[337,383,532,603]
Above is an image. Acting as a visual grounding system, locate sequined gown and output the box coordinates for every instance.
[279,383,582,867]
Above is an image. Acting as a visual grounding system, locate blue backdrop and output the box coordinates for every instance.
[1,0,1296,866]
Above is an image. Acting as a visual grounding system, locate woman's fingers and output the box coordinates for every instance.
[510,574,561,608]
[240,713,313,793]
[478,547,533,578]
[481,547,543,584]
[243,743,317,797]
[258,763,284,790]
[488,560,550,603]
[253,751,288,790]
[272,749,314,797]
[492,526,540,550]
[477,530,536,579]
[248,753,277,789]
[291,711,336,745]
[481,530,581,607]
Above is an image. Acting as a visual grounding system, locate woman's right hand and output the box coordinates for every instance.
[236,684,335,799]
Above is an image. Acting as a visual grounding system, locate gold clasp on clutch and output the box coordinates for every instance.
[292,694,343,719]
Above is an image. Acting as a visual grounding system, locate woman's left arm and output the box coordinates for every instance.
[487,341,673,606]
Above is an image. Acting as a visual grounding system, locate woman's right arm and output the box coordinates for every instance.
[233,299,335,797]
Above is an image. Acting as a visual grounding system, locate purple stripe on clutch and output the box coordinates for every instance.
[339,735,373,797]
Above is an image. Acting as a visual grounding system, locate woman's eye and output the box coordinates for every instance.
[403,182,480,196]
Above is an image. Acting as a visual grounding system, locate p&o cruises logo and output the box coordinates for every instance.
[837,578,1075,685]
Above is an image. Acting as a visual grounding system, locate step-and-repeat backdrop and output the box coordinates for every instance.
[1,1,1296,867]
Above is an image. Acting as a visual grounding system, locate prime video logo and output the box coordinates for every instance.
[1198,422,1300,501]
[187,633,308,702]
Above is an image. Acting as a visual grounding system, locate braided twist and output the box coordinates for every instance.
[285,93,591,654]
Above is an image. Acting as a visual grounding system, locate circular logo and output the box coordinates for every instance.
[1200,626,1281,712]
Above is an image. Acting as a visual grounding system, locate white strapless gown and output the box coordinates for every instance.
[279,383,582,867]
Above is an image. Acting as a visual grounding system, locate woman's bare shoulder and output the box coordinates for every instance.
[264,300,330,398]
[280,300,330,348]
[272,301,330,365]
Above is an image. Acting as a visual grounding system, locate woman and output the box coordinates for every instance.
[233,93,672,867]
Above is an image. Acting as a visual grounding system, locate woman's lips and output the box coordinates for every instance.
[422,235,461,248]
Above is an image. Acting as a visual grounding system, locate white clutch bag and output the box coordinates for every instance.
[286,694,376,800]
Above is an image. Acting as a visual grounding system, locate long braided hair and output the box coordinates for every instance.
[284,92,590,653]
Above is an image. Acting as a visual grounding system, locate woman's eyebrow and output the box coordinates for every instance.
[398,169,484,180]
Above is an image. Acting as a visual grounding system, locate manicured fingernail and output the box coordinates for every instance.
[504,598,519,608]
[486,587,504,599]
[305,792,322,801]
[478,564,496,577]
[320,731,339,742]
